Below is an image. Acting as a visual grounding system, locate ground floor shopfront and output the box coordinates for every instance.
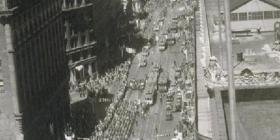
[69,56,98,84]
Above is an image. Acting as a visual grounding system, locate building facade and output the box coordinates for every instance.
[0,0,70,140]
[230,0,280,32]
[62,0,98,84]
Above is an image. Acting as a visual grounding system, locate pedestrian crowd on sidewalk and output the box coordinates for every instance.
[69,60,131,98]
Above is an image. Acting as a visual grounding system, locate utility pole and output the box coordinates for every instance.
[217,0,223,68]
[224,0,237,140]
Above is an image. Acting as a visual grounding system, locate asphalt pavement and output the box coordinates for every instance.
[126,1,187,139]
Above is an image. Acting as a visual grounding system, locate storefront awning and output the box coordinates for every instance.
[75,65,84,71]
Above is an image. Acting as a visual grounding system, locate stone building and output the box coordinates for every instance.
[62,0,98,84]
[0,0,70,140]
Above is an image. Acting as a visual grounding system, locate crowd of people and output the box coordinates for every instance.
[69,60,131,98]
[205,61,280,87]
[89,61,130,95]
[94,100,138,140]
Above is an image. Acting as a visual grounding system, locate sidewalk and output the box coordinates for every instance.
[196,0,213,138]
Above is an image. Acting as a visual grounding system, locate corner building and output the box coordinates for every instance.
[0,0,70,140]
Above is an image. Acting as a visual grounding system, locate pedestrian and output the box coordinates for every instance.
[257,27,261,34]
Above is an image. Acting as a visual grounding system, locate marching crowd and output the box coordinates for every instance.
[94,100,137,140]
[69,60,131,98]
[93,100,141,140]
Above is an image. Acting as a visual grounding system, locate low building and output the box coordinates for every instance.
[230,0,280,32]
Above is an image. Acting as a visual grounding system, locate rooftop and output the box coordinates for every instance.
[230,0,280,11]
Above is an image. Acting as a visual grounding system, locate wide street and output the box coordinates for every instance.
[124,0,189,140]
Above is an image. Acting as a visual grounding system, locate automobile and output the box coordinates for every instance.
[158,18,164,27]
[139,59,147,67]
[128,79,137,89]
[166,102,173,110]
[169,22,178,33]
[142,51,149,57]
[166,111,173,121]
[153,64,161,73]
[166,93,174,102]
[174,97,182,112]
[161,33,168,40]
[138,79,145,90]
[166,34,176,45]
[175,67,182,78]
[158,38,167,51]
[143,44,151,50]
[153,25,160,31]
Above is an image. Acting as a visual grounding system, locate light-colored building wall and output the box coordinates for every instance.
[233,0,279,13]
[231,18,280,31]
[231,0,280,31]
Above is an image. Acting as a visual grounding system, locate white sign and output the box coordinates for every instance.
[126,48,136,54]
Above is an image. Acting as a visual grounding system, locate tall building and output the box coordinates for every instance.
[0,0,70,140]
[62,0,98,84]
[62,0,98,138]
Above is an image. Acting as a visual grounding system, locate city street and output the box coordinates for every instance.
[125,1,188,140]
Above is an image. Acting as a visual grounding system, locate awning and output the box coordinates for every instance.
[75,65,84,71]
[126,47,136,54]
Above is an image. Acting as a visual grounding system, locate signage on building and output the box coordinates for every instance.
[126,48,136,54]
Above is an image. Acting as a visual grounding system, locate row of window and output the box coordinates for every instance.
[13,0,61,45]
[68,30,95,49]
[231,10,280,21]
[63,0,92,9]
[16,17,65,107]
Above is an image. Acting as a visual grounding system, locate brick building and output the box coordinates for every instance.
[0,0,70,140]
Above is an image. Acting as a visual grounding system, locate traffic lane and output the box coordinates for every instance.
[128,54,149,81]
[156,94,181,140]
[141,90,164,140]
[130,89,164,140]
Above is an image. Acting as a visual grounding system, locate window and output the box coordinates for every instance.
[239,12,247,21]
[231,13,238,21]
[248,12,263,20]
[274,10,280,18]
[264,11,273,19]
